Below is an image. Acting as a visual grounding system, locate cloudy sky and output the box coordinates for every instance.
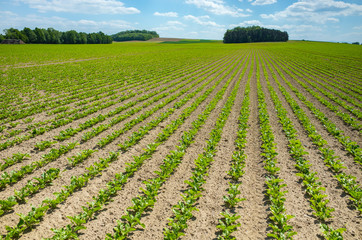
[1,0,362,42]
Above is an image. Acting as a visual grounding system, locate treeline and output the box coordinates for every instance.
[0,27,112,44]
[112,30,159,41]
[223,26,288,43]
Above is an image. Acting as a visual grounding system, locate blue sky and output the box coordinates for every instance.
[1,0,361,42]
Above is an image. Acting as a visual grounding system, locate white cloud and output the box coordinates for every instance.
[0,11,17,16]
[261,0,362,24]
[166,21,185,26]
[236,20,263,27]
[19,0,140,15]
[250,0,277,5]
[154,11,178,17]
[0,12,133,34]
[353,25,362,30]
[185,0,249,17]
[184,15,224,27]
[229,20,325,40]
[152,21,185,33]
[229,19,323,33]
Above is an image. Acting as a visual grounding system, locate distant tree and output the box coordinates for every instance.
[0,34,4,42]
[34,28,46,43]
[223,26,288,43]
[352,42,360,45]
[22,27,37,43]
[63,30,79,44]
[1,27,112,44]
[112,30,159,41]
[47,28,62,44]
[78,32,88,44]
[4,28,28,43]
[87,33,97,44]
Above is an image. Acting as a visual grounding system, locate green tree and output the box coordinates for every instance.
[4,28,28,42]
[63,30,78,44]
[22,27,37,43]
[223,26,288,43]
[34,28,46,43]
[47,28,62,44]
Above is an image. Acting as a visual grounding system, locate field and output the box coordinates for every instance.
[0,41,361,240]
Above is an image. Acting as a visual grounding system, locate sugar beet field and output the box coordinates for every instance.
[0,41,361,240]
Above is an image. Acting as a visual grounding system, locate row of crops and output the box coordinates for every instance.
[0,41,361,239]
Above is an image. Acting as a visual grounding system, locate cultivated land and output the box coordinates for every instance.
[0,41,361,239]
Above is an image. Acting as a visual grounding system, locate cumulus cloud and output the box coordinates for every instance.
[353,25,362,30]
[249,0,277,5]
[154,12,178,17]
[185,0,249,17]
[229,19,324,40]
[237,20,263,27]
[19,0,140,15]
[261,0,362,24]
[184,15,224,27]
[152,21,185,33]
[0,11,133,33]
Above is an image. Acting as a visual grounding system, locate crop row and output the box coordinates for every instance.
[263,54,362,166]
[260,53,346,238]
[1,53,246,239]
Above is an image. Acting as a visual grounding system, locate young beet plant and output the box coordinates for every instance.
[216,53,250,240]
[45,57,239,240]
[0,153,30,171]
[261,54,346,239]
[263,54,362,214]
[164,65,241,240]
[256,66,296,240]
[106,60,242,240]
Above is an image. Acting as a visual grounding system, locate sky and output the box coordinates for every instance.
[0,0,362,42]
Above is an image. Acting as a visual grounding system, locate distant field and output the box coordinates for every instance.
[0,41,361,239]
